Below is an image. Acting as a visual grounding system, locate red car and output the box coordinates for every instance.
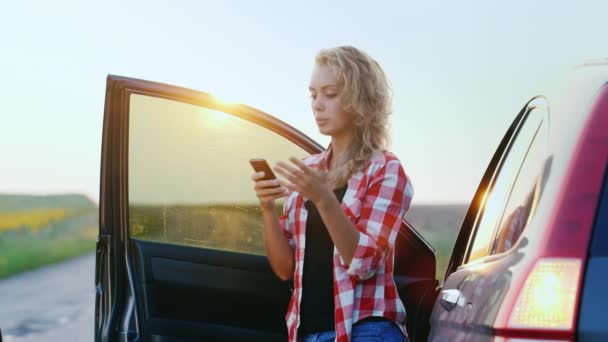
[95,61,607,341]
[429,61,608,342]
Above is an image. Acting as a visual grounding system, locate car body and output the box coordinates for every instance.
[428,61,608,342]
[95,61,608,342]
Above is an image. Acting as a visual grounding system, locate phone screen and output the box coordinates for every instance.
[249,159,279,186]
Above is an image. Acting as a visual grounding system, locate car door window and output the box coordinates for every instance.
[491,122,547,254]
[128,94,310,255]
[467,106,546,262]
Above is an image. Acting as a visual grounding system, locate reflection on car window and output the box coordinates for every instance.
[128,94,310,255]
[467,107,545,262]
[492,122,547,254]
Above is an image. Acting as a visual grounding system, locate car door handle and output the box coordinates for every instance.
[439,289,466,311]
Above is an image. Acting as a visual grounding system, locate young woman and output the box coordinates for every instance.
[251,46,413,342]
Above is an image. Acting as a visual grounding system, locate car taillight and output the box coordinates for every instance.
[508,258,581,330]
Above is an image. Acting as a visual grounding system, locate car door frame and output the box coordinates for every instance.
[95,75,324,342]
[428,96,549,341]
[443,96,547,280]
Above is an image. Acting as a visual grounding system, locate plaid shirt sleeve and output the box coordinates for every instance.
[339,158,412,281]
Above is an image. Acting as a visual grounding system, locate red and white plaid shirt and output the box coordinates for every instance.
[279,145,414,342]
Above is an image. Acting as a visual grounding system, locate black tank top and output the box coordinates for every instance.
[298,186,348,335]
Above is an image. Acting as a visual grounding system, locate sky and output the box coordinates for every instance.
[1,0,607,205]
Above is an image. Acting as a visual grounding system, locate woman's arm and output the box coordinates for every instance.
[261,206,295,281]
[274,157,360,264]
[330,159,412,280]
[315,195,359,266]
[251,171,295,281]
[275,156,412,281]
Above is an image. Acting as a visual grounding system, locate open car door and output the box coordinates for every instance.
[429,97,550,341]
[95,75,438,342]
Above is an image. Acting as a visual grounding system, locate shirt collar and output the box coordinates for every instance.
[316,142,333,170]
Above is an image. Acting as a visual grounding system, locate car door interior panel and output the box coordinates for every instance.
[126,221,438,342]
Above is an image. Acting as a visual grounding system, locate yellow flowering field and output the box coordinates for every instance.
[0,208,68,232]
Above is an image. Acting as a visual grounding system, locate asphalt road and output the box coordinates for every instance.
[0,252,95,342]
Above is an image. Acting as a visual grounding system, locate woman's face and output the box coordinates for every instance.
[309,64,354,137]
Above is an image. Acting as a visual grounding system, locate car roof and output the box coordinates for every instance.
[544,61,608,179]
[516,61,608,254]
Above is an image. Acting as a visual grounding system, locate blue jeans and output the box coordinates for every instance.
[298,319,408,342]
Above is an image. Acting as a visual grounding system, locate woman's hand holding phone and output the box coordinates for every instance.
[250,159,289,210]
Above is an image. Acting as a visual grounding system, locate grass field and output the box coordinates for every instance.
[0,193,467,282]
[0,194,98,279]
[406,204,468,281]
[0,225,97,279]
[0,208,68,232]
[129,202,468,281]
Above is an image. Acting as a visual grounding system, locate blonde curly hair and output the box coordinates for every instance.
[315,46,392,187]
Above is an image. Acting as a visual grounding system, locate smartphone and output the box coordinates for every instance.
[249,158,280,187]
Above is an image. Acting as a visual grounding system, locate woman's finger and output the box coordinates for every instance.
[258,191,289,202]
[250,171,266,181]
[288,157,312,175]
[274,164,300,183]
[275,161,302,178]
[256,186,288,196]
[278,178,298,193]
[254,179,281,189]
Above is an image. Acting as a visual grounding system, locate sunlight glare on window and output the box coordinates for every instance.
[199,107,231,130]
